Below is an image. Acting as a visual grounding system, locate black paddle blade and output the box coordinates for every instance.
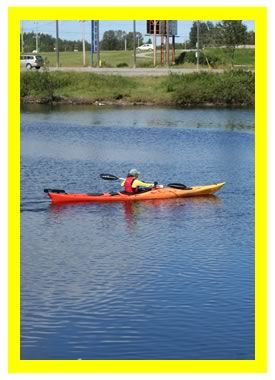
[44,189,66,194]
[100,173,119,180]
[167,183,191,190]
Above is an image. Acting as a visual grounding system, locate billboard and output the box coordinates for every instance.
[146,20,178,36]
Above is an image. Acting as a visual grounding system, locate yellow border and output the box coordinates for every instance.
[9,7,267,373]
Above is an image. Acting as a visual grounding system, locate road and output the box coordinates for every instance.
[46,67,225,76]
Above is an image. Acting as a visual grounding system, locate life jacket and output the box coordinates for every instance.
[124,176,138,193]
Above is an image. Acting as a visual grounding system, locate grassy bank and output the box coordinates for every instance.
[21,70,255,107]
[40,48,254,68]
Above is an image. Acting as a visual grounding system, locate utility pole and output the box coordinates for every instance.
[96,21,100,67]
[81,21,86,66]
[196,20,200,71]
[133,20,136,69]
[91,21,94,67]
[21,21,24,53]
[153,20,157,67]
[166,20,169,66]
[161,35,164,65]
[56,20,60,67]
[35,21,39,52]
[172,35,175,64]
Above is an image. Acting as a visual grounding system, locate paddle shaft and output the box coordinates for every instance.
[100,173,188,190]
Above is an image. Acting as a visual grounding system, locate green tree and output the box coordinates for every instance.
[100,30,127,50]
[126,32,143,49]
[21,32,36,52]
[101,30,116,50]
[189,21,215,48]
[38,33,55,52]
[245,31,255,45]
[21,32,58,52]
[216,21,247,66]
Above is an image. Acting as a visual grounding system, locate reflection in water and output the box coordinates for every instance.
[48,195,223,229]
[21,104,254,132]
[21,106,254,360]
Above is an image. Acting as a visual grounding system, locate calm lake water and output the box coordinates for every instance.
[20,105,254,360]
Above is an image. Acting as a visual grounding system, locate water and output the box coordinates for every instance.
[20,105,254,360]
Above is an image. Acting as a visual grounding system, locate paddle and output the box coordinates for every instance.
[44,188,66,194]
[100,173,125,181]
[99,173,189,190]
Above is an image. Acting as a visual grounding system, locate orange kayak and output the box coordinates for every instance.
[45,182,225,204]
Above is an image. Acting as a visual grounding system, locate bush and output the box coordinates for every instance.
[116,62,128,67]
[175,52,186,65]
[20,71,68,98]
[166,70,254,106]
[185,51,203,65]
[184,51,221,67]
[203,52,222,68]
[139,62,154,68]
[100,60,113,68]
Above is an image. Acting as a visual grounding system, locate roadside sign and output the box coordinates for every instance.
[91,20,99,53]
[146,20,178,36]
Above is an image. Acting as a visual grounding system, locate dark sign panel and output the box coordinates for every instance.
[146,20,178,36]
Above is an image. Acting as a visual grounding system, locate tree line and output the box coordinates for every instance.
[188,21,255,48]
[21,30,144,53]
[21,21,254,53]
[21,32,91,53]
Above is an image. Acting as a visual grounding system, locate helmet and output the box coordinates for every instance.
[128,168,140,177]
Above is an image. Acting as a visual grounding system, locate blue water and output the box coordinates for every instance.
[20,105,254,360]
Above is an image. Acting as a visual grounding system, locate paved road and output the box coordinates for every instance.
[46,67,225,76]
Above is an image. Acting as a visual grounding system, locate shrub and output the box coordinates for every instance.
[175,52,186,65]
[138,60,154,68]
[99,60,112,68]
[203,52,222,68]
[116,62,129,67]
[168,70,254,106]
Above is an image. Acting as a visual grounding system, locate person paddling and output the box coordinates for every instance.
[122,169,157,194]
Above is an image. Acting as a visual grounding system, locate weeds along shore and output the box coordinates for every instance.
[21,70,254,107]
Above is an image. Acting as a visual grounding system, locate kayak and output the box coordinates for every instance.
[45,182,225,204]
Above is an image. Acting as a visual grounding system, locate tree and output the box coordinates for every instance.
[126,32,143,49]
[100,30,127,50]
[100,30,116,50]
[216,21,247,66]
[39,33,55,52]
[245,31,255,45]
[217,21,247,47]
[21,32,36,52]
[21,32,59,52]
[189,21,215,48]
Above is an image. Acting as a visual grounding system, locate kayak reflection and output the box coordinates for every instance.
[48,195,223,229]
[123,195,223,229]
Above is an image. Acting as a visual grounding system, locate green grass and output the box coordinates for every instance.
[42,50,155,68]
[39,48,254,68]
[203,48,255,66]
[21,70,255,106]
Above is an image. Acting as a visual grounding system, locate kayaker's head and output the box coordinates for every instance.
[128,168,140,178]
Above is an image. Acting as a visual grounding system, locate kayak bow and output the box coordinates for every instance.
[45,182,225,204]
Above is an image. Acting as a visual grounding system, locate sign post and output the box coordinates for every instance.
[91,20,99,67]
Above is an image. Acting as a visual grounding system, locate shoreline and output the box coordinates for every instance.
[21,70,255,108]
[21,96,253,109]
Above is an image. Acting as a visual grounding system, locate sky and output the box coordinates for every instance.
[22,20,255,44]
